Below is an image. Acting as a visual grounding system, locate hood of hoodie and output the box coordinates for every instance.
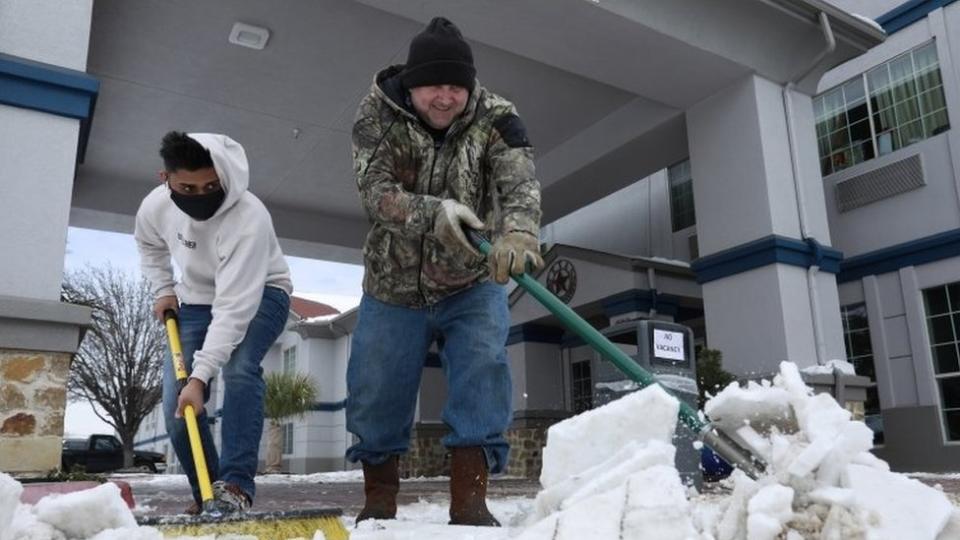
[186,132,249,219]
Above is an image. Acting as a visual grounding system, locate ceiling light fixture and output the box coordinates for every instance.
[228,22,270,50]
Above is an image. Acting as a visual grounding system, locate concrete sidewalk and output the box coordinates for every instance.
[123,473,958,520]
[127,475,540,519]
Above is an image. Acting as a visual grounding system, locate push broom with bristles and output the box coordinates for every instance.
[139,310,348,539]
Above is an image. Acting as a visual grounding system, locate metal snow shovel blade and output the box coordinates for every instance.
[467,230,767,479]
[139,310,349,539]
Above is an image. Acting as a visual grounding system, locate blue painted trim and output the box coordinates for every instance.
[602,289,652,317]
[601,289,681,318]
[876,0,959,34]
[690,235,843,284]
[308,399,347,412]
[506,323,564,346]
[0,53,100,162]
[838,228,960,282]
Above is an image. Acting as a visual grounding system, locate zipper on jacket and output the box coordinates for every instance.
[418,139,444,306]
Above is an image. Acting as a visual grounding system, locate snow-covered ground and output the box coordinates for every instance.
[2,361,958,539]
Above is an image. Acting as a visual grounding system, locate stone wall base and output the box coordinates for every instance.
[0,349,72,474]
[400,411,569,479]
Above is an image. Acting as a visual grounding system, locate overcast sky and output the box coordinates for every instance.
[63,226,364,437]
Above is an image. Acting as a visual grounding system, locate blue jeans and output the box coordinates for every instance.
[162,286,289,505]
[346,282,512,473]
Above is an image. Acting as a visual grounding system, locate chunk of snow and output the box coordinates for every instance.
[32,482,137,539]
[844,464,954,540]
[540,384,678,488]
[535,439,674,517]
[705,381,796,435]
[522,466,698,540]
[0,473,23,540]
[746,484,794,540]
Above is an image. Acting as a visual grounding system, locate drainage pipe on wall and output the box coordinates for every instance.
[783,11,835,366]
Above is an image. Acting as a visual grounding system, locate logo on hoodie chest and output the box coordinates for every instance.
[177,232,197,249]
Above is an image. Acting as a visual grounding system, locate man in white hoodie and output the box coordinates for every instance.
[135,131,292,514]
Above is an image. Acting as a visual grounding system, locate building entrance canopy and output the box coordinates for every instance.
[74,0,882,263]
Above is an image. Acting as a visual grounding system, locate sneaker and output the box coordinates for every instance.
[210,481,251,514]
[183,501,201,515]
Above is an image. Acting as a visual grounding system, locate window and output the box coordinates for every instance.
[282,423,294,455]
[841,303,883,444]
[815,41,950,176]
[668,160,696,232]
[94,437,119,451]
[283,346,297,374]
[571,360,593,414]
[922,283,960,442]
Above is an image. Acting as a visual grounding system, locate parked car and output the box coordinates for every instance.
[61,434,166,473]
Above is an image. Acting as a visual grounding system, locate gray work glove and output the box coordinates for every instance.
[434,199,485,256]
[489,231,544,284]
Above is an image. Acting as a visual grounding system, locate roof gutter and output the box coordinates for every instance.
[759,0,886,51]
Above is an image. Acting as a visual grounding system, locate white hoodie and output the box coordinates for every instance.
[134,133,292,384]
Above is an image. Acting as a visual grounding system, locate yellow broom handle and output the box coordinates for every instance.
[164,310,214,505]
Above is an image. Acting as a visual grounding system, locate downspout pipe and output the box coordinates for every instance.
[783,11,835,366]
[648,267,658,318]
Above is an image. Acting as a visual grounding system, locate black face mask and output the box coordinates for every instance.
[170,189,226,221]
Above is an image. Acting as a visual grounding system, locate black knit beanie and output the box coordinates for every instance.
[400,17,476,91]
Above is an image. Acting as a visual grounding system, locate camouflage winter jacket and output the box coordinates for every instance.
[352,66,541,307]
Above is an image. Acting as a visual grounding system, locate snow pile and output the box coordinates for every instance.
[521,384,703,539]
[2,360,958,539]
[707,361,956,539]
[0,478,170,540]
[539,383,679,488]
[0,473,23,540]
[522,361,957,539]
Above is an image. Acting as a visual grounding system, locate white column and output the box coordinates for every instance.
[686,74,846,376]
[0,0,95,474]
[0,0,93,300]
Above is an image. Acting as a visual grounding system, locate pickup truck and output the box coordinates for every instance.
[61,434,166,473]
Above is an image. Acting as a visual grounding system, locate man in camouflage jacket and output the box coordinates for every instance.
[345,16,543,527]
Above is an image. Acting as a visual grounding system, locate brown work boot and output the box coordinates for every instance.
[183,501,201,515]
[449,447,500,527]
[356,456,399,523]
[211,481,252,514]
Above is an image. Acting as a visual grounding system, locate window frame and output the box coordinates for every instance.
[815,40,950,177]
[283,346,297,375]
[840,302,884,446]
[668,159,696,232]
[570,359,593,414]
[282,422,294,455]
[922,283,960,444]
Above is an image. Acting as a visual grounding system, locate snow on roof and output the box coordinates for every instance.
[851,12,886,34]
[800,358,857,376]
[302,313,339,324]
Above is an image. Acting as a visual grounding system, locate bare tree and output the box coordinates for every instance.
[62,266,166,469]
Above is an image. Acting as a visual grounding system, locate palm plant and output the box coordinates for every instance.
[263,371,318,473]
